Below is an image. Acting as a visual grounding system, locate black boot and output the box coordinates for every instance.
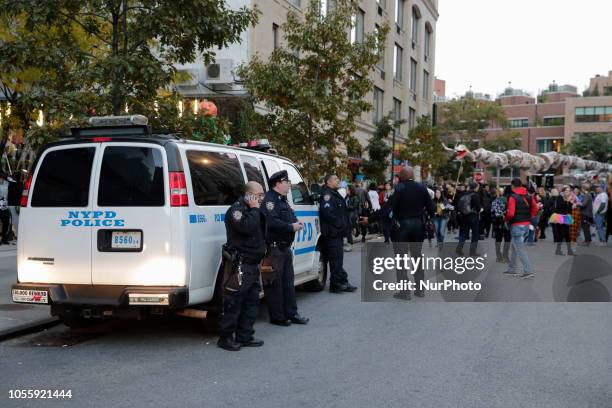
[217,336,241,351]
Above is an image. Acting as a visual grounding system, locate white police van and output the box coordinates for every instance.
[12,115,325,327]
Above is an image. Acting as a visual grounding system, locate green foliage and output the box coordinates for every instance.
[438,98,508,144]
[591,84,600,96]
[562,133,612,163]
[362,115,396,183]
[482,130,521,152]
[398,115,447,179]
[238,0,388,181]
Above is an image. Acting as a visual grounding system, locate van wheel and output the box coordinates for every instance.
[303,255,327,292]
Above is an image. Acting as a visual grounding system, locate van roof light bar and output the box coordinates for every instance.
[88,115,148,127]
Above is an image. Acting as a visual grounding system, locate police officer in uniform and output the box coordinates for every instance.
[261,170,309,326]
[319,174,358,293]
[218,181,266,351]
[361,167,434,300]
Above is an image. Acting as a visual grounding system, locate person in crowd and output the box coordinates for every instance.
[491,187,511,263]
[456,181,481,256]
[526,188,541,246]
[479,184,493,239]
[433,188,451,248]
[550,185,576,256]
[381,182,393,243]
[345,185,361,250]
[569,186,581,243]
[593,184,609,245]
[537,186,551,240]
[368,182,382,235]
[577,182,593,246]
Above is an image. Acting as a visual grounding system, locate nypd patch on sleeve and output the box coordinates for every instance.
[266,201,275,211]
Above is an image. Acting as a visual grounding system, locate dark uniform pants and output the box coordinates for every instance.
[219,263,260,343]
[0,209,10,243]
[323,237,349,288]
[392,218,425,288]
[263,246,298,321]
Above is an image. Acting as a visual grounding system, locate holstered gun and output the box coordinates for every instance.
[222,244,241,293]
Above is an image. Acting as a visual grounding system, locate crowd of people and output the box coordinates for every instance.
[340,177,612,257]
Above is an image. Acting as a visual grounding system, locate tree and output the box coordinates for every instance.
[238,0,388,181]
[563,133,612,163]
[591,84,600,96]
[482,130,521,152]
[362,115,394,183]
[437,97,508,147]
[398,115,447,180]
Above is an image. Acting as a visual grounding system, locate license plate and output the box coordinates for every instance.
[111,231,142,249]
[12,289,49,304]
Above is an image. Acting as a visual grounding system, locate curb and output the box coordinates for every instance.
[0,317,61,342]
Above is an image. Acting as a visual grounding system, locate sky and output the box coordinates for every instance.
[435,0,612,99]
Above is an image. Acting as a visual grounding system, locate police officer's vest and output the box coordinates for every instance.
[510,194,532,224]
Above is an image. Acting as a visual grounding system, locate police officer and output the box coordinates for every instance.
[319,174,358,293]
[261,170,309,326]
[218,181,266,351]
[361,167,434,300]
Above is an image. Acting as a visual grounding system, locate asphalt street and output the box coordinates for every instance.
[0,241,611,408]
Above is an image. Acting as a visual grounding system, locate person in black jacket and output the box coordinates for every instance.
[219,181,267,351]
[551,186,575,256]
[319,174,358,293]
[360,167,434,299]
[456,181,482,256]
[261,170,309,326]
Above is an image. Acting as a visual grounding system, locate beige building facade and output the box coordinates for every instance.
[175,0,438,158]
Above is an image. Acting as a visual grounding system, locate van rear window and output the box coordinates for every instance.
[186,151,244,205]
[97,146,165,207]
[31,147,95,207]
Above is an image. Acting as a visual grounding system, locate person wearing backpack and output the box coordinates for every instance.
[491,187,511,263]
[456,181,482,256]
[503,178,538,279]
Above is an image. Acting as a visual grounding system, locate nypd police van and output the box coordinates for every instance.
[12,115,325,327]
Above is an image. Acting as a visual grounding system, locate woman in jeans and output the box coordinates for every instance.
[432,189,451,247]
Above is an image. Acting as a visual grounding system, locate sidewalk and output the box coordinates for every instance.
[0,242,55,339]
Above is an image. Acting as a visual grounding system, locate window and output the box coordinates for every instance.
[272,23,279,50]
[542,116,565,127]
[423,70,430,99]
[377,0,386,8]
[98,146,165,207]
[575,106,612,122]
[393,43,403,81]
[409,58,417,93]
[375,24,384,70]
[373,87,384,123]
[186,150,244,206]
[262,159,280,181]
[536,139,563,153]
[393,98,402,136]
[283,163,313,205]
[395,0,404,28]
[241,155,266,188]
[408,107,416,130]
[424,25,432,59]
[411,7,420,46]
[509,118,529,128]
[31,147,95,207]
[350,9,365,44]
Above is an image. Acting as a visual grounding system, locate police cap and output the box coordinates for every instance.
[269,170,289,186]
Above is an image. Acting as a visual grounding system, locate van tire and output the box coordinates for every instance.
[302,255,327,292]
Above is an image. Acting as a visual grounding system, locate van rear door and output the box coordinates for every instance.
[18,145,98,284]
[90,143,174,286]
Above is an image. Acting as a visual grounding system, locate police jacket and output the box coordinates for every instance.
[319,186,350,239]
[370,180,434,222]
[224,197,267,264]
[261,190,297,246]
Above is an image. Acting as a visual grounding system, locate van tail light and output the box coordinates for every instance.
[169,172,188,207]
[21,175,33,207]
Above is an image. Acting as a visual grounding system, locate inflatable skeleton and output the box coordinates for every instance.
[443,144,612,177]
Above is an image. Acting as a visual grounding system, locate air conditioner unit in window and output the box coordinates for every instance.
[204,59,234,85]
[175,69,199,87]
